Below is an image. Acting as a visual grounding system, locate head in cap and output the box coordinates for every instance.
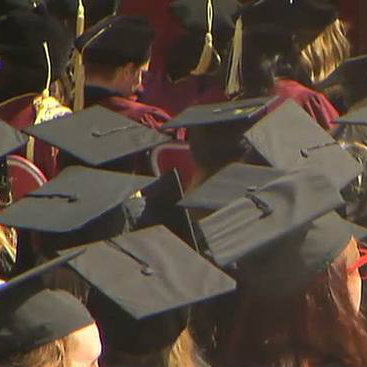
[23,105,171,171]
[0,7,73,98]
[0,250,102,366]
[44,0,119,31]
[226,0,349,97]
[166,0,242,82]
[197,167,367,366]
[61,225,235,364]
[160,96,277,184]
[0,165,155,252]
[75,15,153,98]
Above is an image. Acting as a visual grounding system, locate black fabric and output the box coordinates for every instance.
[198,167,355,298]
[245,100,363,190]
[0,165,154,233]
[0,8,73,81]
[76,15,153,66]
[139,169,198,250]
[179,163,286,211]
[0,119,28,159]
[0,0,41,16]
[160,97,276,129]
[241,0,338,33]
[199,167,344,267]
[23,106,171,167]
[0,250,93,358]
[63,225,236,354]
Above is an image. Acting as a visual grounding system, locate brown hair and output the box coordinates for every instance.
[8,335,75,367]
[300,19,351,83]
[224,240,367,367]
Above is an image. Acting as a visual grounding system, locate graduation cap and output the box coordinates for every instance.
[75,15,153,66]
[198,167,353,298]
[333,106,367,126]
[0,248,94,359]
[62,225,236,354]
[23,106,171,168]
[179,163,286,211]
[0,120,28,159]
[160,97,276,129]
[0,166,155,251]
[315,54,367,110]
[167,0,242,80]
[244,99,363,190]
[0,8,73,81]
[0,0,41,16]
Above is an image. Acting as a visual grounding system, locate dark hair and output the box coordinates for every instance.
[240,28,311,98]
[187,123,267,187]
[223,244,367,367]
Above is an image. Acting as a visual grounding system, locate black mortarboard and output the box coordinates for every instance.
[241,0,338,33]
[63,225,236,354]
[44,0,118,26]
[0,0,41,16]
[160,97,276,130]
[244,99,363,190]
[0,249,94,359]
[0,8,73,81]
[315,54,367,110]
[0,165,154,233]
[75,15,153,66]
[198,167,351,298]
[333,106,367,126]
[23,106,171,168]
[179,163,285,211]
[169,0,241,37]
[0,120,28,159]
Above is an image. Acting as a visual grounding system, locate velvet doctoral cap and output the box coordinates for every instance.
[0,8,73,80]
[0,249,93,359]
[75,15,153,66]
[198,167,354,298]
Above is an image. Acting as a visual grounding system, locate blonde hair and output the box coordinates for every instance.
[300,18,350,83]
[9,335,75,367]
[168,327,203,367]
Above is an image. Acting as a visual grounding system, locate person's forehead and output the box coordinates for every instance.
[69,323,102,364]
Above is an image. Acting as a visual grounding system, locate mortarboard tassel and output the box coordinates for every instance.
[190,0,221,76]
[73,0,86,111]
[27,42,71,163]
[225,16,243,98]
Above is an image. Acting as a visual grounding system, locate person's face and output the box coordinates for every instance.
[344,237,364,313]
[118,61,150,97]
[68,323,102,367]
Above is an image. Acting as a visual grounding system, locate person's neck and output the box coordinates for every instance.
[85,75,128,97]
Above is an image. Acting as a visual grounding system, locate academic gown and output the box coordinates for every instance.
[0,93,59,179]
[272,79,339,130]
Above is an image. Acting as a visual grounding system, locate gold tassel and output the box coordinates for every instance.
[225,17,243,97]
[190,0,221,76]
[73,0,86,112]
[27,42,72,162]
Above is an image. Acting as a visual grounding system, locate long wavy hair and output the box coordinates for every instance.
[5,335,74,367]
[300,19,350,84]
[224,240,367,367]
